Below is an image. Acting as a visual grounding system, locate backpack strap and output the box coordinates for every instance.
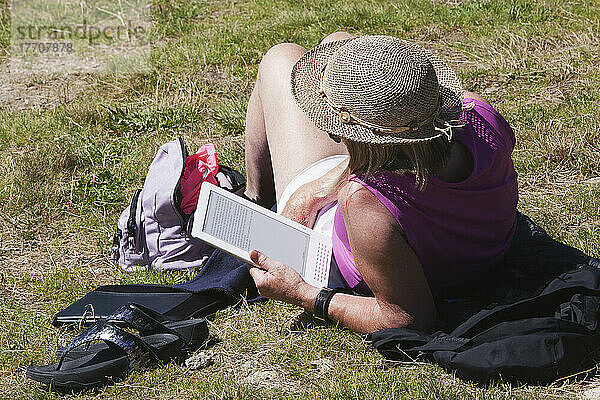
[126,189,142,250]
[217,165,246,192]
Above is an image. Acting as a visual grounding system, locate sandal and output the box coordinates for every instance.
[26,303,208,391]
[55,303,207,360]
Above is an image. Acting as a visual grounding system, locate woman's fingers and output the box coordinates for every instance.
[249,250,272,270]
[246,250,308,305]
[247,251,276,288]
[247,263,267,284]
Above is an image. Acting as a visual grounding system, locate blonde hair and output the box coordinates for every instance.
[338,135,452,190]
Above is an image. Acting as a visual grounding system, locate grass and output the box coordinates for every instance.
[1,0,599,398]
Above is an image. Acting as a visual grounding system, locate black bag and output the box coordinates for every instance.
[52,284,223,326]
[369,212,600,384]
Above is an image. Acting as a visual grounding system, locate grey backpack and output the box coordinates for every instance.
[112,137,245,271]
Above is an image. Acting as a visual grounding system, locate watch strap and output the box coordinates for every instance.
[314,288,338,321]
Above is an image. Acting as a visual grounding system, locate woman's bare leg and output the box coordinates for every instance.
[244,32,355,207]
[244,83,276,208]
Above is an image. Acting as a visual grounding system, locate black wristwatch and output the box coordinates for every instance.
[313,287,338,321]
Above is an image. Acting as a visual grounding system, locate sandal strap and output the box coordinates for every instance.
[57,319,162,371]
[105,303,190,346]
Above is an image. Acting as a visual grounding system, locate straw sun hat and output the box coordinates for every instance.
[291,35,464,145]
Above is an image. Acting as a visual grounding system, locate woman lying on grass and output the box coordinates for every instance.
[243,32,517,334]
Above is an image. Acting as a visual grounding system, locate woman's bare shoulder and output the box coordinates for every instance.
[337,180,380,211]
[463,91,490,105]
[337,180,401,235]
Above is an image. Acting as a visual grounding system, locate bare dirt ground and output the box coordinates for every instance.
[0,42,151,110]
[1,52,100,110]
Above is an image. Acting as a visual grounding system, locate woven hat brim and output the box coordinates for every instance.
[291,37,463,145]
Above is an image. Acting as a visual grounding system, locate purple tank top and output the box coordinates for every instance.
[331,98,518,293]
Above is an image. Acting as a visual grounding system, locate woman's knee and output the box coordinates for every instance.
[321,31,355,44]
[257,43,306,85]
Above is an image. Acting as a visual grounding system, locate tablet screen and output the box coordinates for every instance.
[202,191,309,275]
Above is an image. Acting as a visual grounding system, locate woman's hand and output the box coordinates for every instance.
[280,183,320,228]
[281,158,347,228]
[247,250,319,308]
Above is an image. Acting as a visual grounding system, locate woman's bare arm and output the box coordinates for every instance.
[320,181,436,333]
[248,180,436,334]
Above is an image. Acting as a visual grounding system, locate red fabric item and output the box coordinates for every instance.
[179,143,219,214]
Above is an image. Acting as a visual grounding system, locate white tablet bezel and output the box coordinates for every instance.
[192,182,324,276]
